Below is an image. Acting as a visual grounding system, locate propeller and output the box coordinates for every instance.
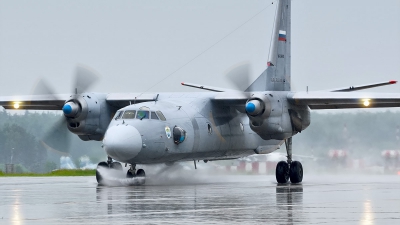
[225,62,252,92]
[224,62,266,115]
[33,65,100,154]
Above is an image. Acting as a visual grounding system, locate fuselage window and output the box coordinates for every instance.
[207,123,212,134]
[122,110,136,119]
[114,111,123,120]
[173,126,186,144]
[136,110,149,119]
[151,111,159,120]
[156,111,166,121]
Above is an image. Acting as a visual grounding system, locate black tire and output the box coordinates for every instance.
[126,170,135,178]
[96,161,108,184]
[276,161,289,184]
[110,162,122,171]
[289,161,303,183]
[136,169,145,177]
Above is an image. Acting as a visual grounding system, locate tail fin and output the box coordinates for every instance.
[246,0,291,92]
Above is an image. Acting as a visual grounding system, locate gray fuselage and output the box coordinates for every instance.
[102,92,310,165]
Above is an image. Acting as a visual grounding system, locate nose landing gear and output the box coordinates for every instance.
[275,137,303,184]
[126,164,146,184]
[96,158,146,185]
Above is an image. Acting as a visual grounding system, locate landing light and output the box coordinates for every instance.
[363,99,370,107]
[13,102,20,109]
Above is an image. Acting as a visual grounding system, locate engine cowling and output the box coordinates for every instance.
[245,94,272,127]
[245,92,289,140]
[62,93,113,141]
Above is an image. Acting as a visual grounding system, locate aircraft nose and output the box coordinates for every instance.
[103,125,142,162]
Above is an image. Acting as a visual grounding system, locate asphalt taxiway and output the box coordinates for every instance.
[0,172,399,224]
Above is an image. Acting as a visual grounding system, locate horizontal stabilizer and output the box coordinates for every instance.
[328,80,397,92]
[181,82,238,92]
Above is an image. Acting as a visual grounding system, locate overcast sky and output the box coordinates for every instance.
[0,0,399,99]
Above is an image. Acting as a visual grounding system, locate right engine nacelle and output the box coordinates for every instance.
[245,92,290,140]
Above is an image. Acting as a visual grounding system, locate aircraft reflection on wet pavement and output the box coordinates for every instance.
[95,180,305,224]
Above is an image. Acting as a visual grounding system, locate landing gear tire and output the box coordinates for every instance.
[136,169,145,177]
[96,161,108,184]
[136,169,146,185]
[289,161,303,184]
[276,161,289,184]
[126,170,135,178]
[110,162,122,171]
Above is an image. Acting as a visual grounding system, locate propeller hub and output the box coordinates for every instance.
[246,99,264,116]
[63,102,79,117]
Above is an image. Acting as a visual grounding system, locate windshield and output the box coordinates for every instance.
[136,110,149,119]
[122,110,136,119]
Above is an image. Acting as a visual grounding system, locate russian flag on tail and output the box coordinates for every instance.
[278,30,286,41]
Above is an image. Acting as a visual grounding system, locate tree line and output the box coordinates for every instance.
[0,109,399,172]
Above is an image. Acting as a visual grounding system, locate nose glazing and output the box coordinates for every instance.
[103,125,142,162]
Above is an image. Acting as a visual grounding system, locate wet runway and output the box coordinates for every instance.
[0,173,399,224]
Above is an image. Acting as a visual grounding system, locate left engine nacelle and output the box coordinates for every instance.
[62,93,112,141]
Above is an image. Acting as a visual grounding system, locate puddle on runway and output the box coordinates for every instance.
[0,174,399,224]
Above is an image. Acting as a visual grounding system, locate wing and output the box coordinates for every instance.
[288,91,400,110]
[0,94,69,110]
[106,93,157,108]
[0,93,157,110]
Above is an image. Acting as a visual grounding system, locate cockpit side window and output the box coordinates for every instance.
[136,110,149,119]
[150,111,159,120]
[122,110,136,119]
[114,111,123,120]
[156,111,166,121]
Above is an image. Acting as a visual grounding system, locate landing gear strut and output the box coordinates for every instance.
[275,137,303,184]
[126,164,136,178]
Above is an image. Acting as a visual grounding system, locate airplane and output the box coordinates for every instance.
[0,0,399,184]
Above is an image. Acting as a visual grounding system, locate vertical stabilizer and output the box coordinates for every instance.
[246,0,291,92]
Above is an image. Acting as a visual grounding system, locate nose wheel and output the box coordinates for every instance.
[126,164,146,185]
[96,157,123,184]
[275,137,303,184]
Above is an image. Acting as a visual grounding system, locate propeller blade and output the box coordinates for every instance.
[41,118,72,154]
[32,79,60,100]
[73,64,100,94]
[225,62,252,92]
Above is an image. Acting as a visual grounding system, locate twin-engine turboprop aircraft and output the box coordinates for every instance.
[1,0,399,184]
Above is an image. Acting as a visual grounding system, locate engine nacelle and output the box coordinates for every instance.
[245,93,272,127]
[62,93,113,141]
[246,92,292,140]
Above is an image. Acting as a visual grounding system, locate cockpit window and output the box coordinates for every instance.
[151,111,159,120]
[114,111,123,120]
[136,110,149,119]
[122,110,136,119]
[156,111,166,121]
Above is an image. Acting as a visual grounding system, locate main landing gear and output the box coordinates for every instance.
[276,137,303,184]
[96,156,146,185]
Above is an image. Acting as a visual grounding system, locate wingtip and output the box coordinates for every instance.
[389,80,397,84]
[181,82,185,85]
